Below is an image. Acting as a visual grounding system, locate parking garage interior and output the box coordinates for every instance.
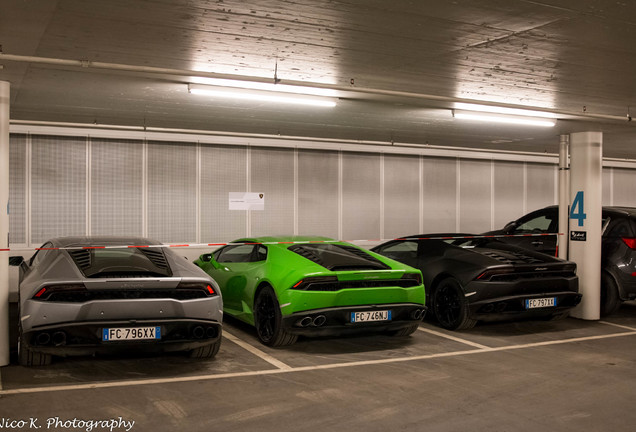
[2,1,636,431]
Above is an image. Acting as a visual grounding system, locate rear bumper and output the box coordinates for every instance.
[20,296,223,334]
[463,275,580,321]
[22,318,222,357]
[281,303,426,337]
[615,273,636,300]
[468,291,582,321]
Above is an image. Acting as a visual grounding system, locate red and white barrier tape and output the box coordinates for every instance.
[0,233,562,252]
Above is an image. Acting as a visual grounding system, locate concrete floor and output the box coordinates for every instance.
[2,304,636,432]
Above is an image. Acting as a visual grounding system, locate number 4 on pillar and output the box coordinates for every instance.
[570,191,587,227]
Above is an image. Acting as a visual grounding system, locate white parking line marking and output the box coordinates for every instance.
[2,330,634,396]
[222,330,292,370]
[599,320,636,331]
[417,326,490,349]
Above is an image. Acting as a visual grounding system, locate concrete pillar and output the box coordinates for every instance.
[568,131,602,320]
[0,81,9,366]
[558,135,570,260]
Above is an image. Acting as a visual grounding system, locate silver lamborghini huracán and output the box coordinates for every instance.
[10,237,223,366]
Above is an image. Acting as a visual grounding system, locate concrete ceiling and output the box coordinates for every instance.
[1,0,636,158]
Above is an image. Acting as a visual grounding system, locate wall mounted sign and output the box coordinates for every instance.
[570,231,587,241]
[229,192,265,210]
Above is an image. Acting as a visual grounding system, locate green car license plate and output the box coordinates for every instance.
[525,297,556,309]
[102,326,161,341]
[351,310,392,323]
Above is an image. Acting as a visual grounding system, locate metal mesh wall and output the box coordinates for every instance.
[147,141,197,242]
[493,161,525,229]
[31,135,87,243]
[250,147,295,237]
[9,134,26,244]
[200,144,248,242]
[12,132,636,247]
[384,154,420,239]
[526,163,556,213]
[422,157,457,232]
[612,168,636,206]
[91,138,144,236]
[297,149,339,239]
[459,159,492,232]
[342,152,381,240]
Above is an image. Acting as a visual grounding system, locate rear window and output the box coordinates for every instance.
[288,244,390,271]
[68,247,172,278]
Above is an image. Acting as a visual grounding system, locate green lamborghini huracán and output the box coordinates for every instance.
[195,236,426,346]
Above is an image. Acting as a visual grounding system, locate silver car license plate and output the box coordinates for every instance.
[102,326,161,341]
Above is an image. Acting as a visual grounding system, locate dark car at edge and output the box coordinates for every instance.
[485,206,636,315]
[372,234,581,330]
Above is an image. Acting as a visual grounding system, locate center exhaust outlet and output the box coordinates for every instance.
[192,326,205,339]
[312,315,327,327]
[35,332,51,346]
[298,316,313,327]
[411,309,425,320]
[52,331,67,346]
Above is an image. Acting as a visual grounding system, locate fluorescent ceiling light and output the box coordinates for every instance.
[453,110,556,127]
[454,103,558,119]
[188,83,337,107]
[191,77,339,97]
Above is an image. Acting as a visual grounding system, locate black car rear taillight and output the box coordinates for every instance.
[476,267,514,281]
[33,283,87,301]
[562,263,577,275]
[621,237,636,250]
[176,282,218,297]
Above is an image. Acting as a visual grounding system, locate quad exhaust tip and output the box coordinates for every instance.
[296,315,327,327]
[52,331,67,346]
[193,325,218,339]
[411,308,425,320]
[298,316,313,327]
[35,332,51,346]
[192,326,205,339]
[313,315,327,327]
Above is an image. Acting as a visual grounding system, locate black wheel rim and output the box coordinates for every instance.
[435,283,461,328]
[255,291,276,342]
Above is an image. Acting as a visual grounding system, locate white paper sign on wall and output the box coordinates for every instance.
[229,192,264,210]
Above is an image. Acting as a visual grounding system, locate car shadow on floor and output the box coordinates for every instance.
[222,314,421,356]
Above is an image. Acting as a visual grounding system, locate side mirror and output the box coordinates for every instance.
[503,221,518,232]
[198,253,221,269]
[9,256,24,266]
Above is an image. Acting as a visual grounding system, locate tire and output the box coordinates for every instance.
[189,338,221,359]
[17,296,52,367]
[432,278,477,331]
[600,272,622,317]
[254,286,298,347]
[389,323,420,337]
[18,330,52,367]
